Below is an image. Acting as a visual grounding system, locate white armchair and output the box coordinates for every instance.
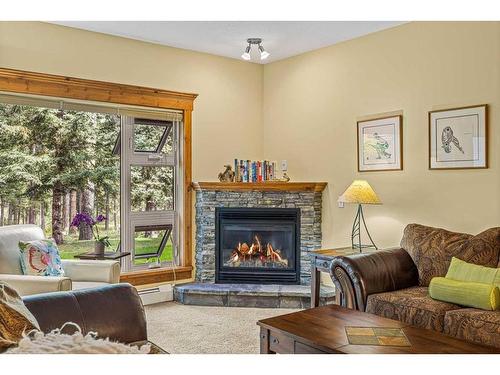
[0,224,120,296]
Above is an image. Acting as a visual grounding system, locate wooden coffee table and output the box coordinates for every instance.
[257,304,499,354]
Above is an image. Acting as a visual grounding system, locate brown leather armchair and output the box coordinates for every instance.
[330,247,418,311]
[22,283,147,345]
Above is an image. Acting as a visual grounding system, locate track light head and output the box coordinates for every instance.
[241,44,251,60]
[258,45,270,60]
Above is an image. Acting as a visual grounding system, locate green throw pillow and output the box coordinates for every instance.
[446,257,500,287]
[429,277,500,311]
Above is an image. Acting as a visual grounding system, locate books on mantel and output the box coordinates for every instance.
[234,159,278,183]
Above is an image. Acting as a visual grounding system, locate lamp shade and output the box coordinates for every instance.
[338,180,381,205]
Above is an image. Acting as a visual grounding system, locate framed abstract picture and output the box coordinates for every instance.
[429,105,488,170]
[357,115,403,172]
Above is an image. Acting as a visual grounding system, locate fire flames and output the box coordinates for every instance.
[225,235,288,267]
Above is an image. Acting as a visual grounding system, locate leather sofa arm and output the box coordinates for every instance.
[330,248,418,311]
[61,259,120,283]
[0,274,72,296]
[23,283,147,344]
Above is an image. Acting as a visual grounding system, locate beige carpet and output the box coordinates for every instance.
[145,302,299,354]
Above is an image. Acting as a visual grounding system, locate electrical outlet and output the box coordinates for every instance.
[281,160,288,171]
[338,201,344,208]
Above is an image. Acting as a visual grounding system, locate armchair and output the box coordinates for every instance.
[0,224,120,296]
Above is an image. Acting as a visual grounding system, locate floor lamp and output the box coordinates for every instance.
[338,180,381,252]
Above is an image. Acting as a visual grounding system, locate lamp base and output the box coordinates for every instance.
[351,204,378,253]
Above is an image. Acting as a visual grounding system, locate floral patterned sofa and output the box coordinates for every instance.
[330,224,500,348]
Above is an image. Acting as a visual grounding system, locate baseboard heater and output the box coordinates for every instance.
[137,284,173,305]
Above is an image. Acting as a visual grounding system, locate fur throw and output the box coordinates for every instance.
[7,322,150,354]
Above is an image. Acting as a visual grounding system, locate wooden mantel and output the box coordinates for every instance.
[191,182,327,193]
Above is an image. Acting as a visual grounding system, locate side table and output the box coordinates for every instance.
[310,247,376,307]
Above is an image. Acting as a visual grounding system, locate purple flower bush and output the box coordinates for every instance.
[71,212,110,247]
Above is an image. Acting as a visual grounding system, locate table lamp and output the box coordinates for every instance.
[338,180,381,252]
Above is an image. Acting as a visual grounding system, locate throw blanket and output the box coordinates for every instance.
[7,322,150,354]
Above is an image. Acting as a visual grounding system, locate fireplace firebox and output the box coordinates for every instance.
[215,207,300,284]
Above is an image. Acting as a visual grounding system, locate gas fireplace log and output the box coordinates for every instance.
[255,236,262,253]
[226,237,289,267]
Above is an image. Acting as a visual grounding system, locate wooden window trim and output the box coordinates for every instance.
[0,67,197,284]
[120,266,193,286]
[0,68,197,110]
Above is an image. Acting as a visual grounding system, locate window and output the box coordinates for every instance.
[0,95,183,272]
[121,116,182,271]
[0,68,196,286]
[0,102,121,260]
[130,166,174,212]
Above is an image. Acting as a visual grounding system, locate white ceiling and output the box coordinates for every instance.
[52,21,404,64]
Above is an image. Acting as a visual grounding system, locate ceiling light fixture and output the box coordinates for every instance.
[241,38,270,61]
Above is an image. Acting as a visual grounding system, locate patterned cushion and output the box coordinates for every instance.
[400,224,500,286]
[19,239,65,277]
[444,309,500,348]
[365,286,461,332]
[0,282,40,352]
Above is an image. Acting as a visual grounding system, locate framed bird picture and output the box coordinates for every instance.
[429,105,488,170]
[357,115,403,172]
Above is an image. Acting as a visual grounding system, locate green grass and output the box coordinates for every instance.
[133,235,173,265]
[57,226,173,265]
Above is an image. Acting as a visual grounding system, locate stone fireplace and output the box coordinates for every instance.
[193,182,326,285]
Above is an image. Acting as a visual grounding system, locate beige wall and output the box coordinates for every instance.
[0,21,264,181]
[1,21,498,252]
[263,22,500,249]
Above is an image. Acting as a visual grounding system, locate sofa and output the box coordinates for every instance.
[0,224,120,296]
[22,283,148,346]
[331,224,500,348]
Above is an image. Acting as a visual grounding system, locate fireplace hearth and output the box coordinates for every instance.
[216,207,300,284]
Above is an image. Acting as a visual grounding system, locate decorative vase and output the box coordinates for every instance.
[94,241,105,256]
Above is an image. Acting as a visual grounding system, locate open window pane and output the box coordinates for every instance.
[130,166,174,212]
[134,119,173,155]
[133,224,173,266]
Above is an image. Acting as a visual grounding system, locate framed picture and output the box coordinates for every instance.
[357,115,403,172]
[429,105,488,170]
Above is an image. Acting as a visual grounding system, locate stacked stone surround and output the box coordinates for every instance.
[194,185,324,285]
